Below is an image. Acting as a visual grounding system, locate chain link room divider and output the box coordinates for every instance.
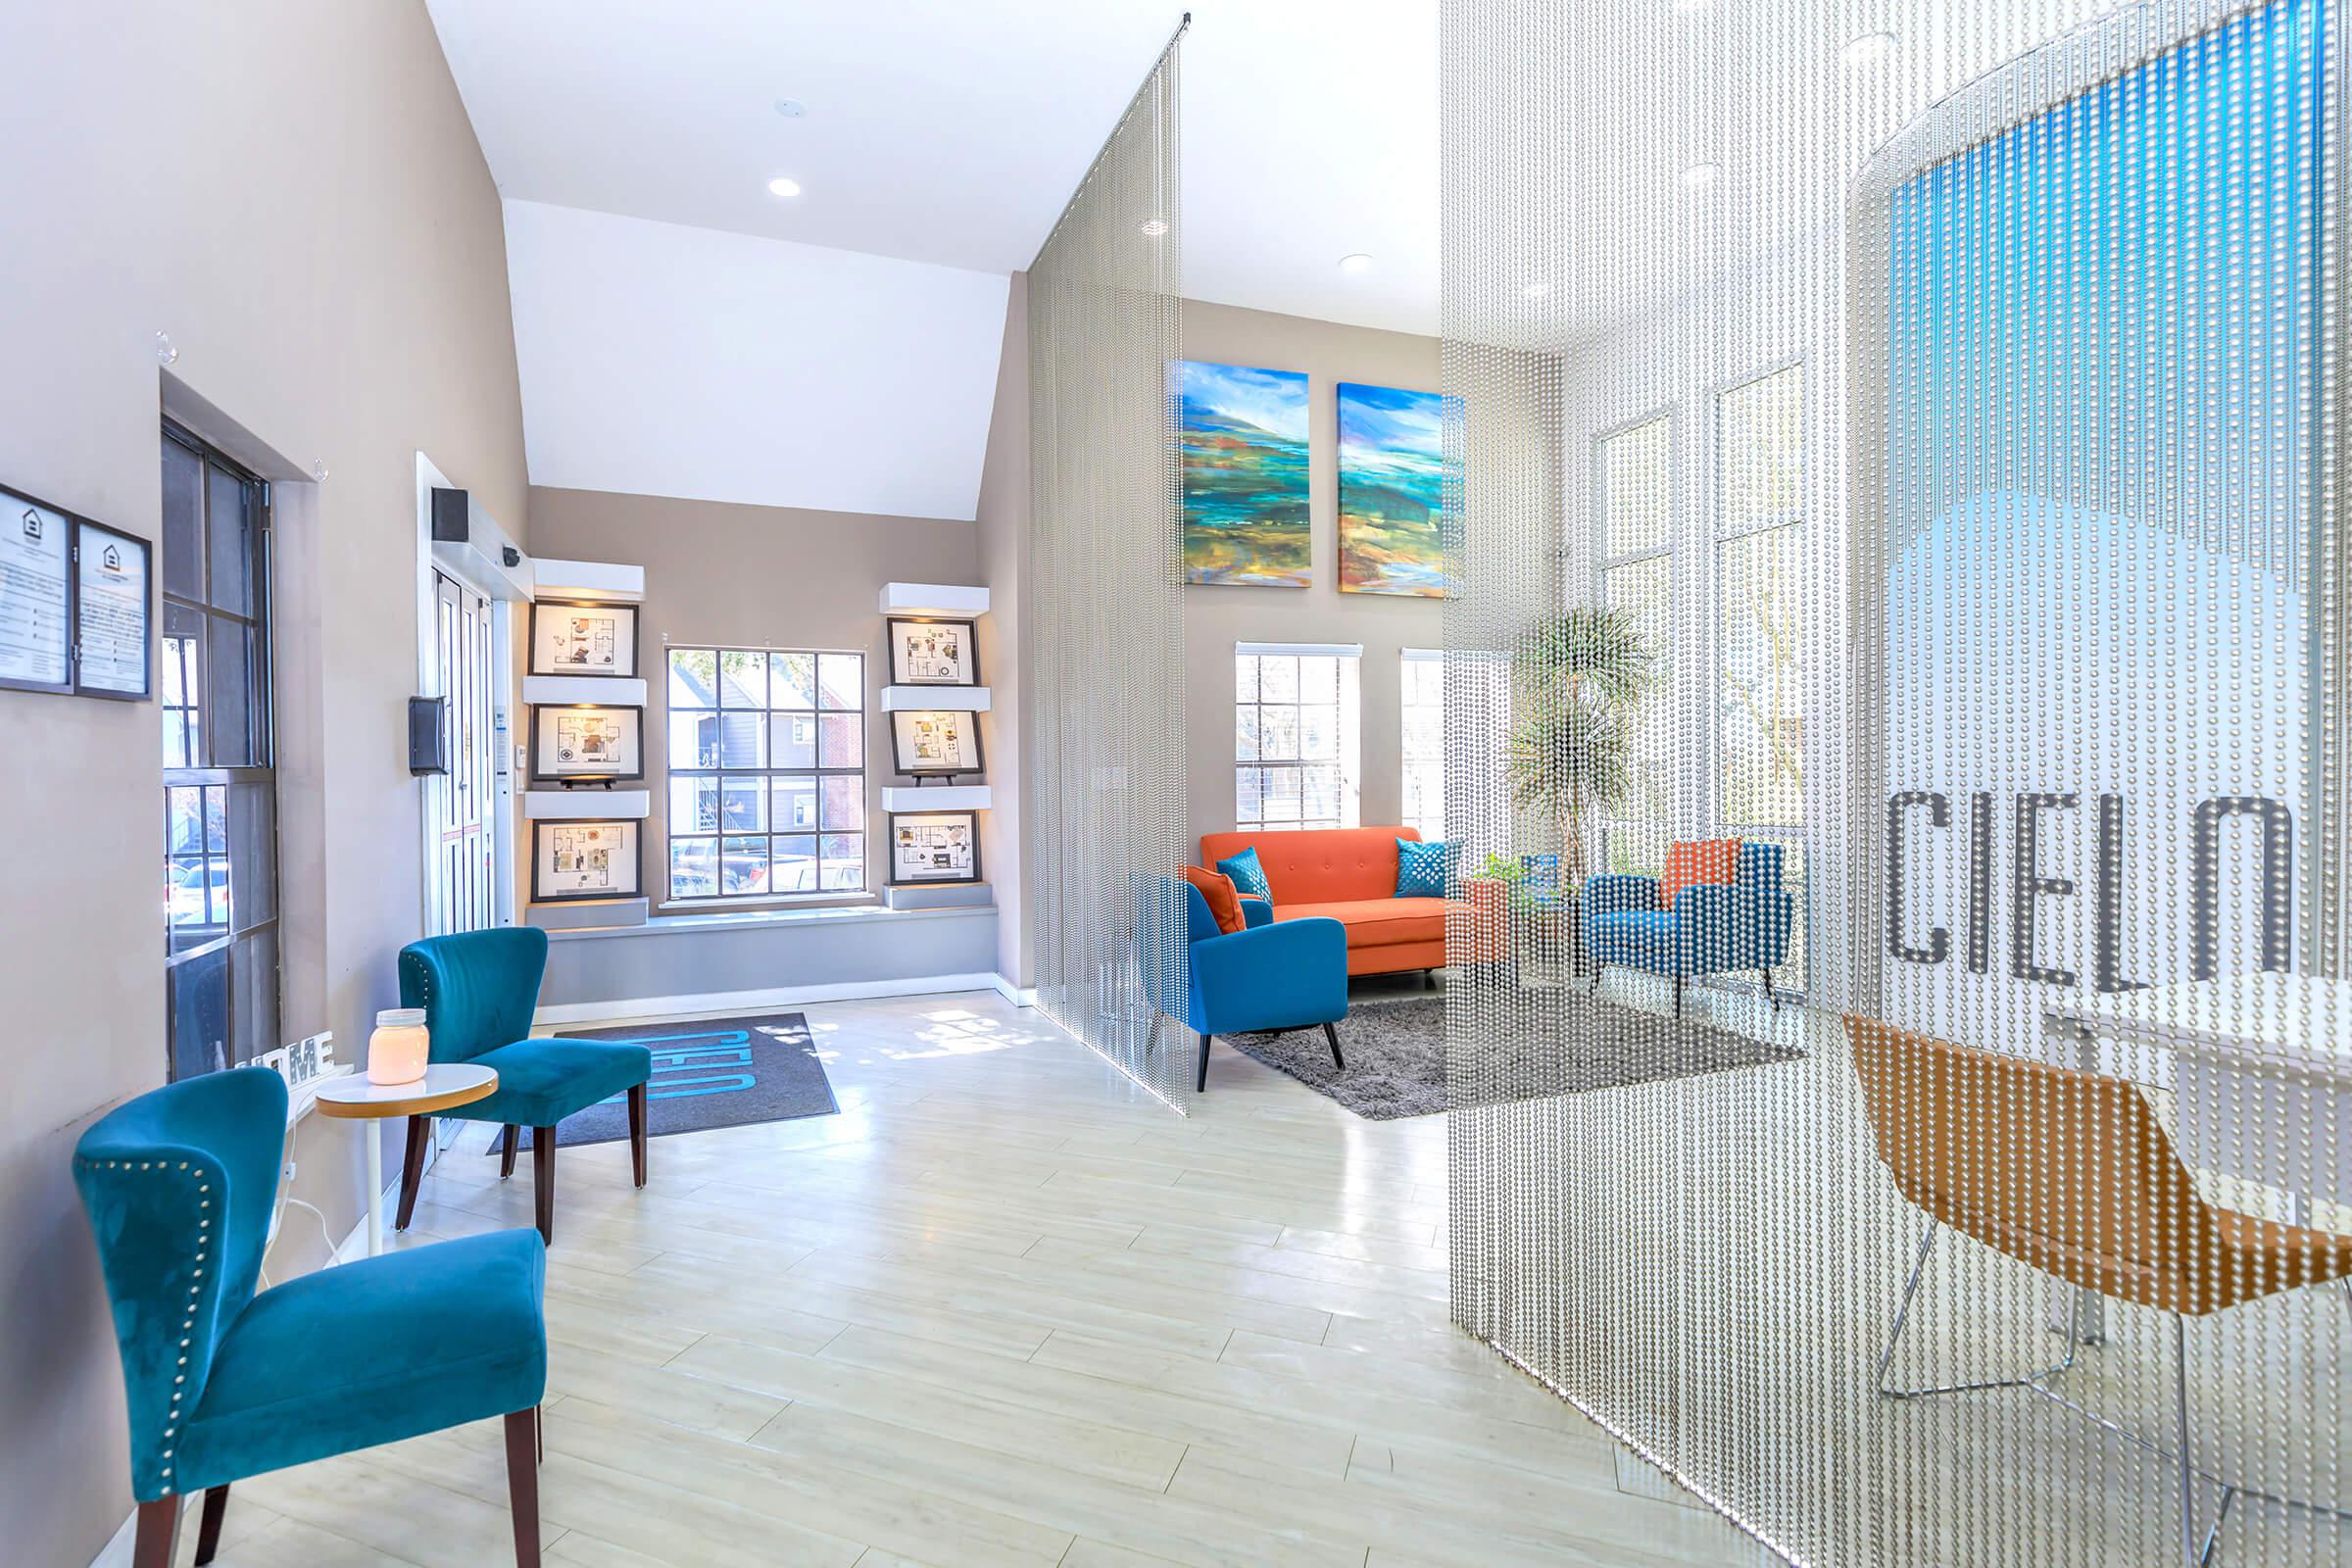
[1027,23,1191,1109]
[1442,0,2352,1562]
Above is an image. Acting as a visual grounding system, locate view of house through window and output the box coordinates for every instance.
[161,421,279,1081]
[1399,648,1444,840]
[666,647,865,899]
[1235,643,1360,831]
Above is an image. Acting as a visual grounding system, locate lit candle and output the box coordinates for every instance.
[368,1007,430,1087]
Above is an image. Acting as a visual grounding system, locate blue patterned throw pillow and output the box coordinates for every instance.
[1216,845,1273,901]
[1396,838,1449,898]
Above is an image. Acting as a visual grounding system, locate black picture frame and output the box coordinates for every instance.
[527,599,641,678]
[0,480,85,697]
[530,818,644,902]
[889,708,985,776]
[888,809,983,885]
[73,519,154,701]
[530,704,647,783]
[886,615,980,686]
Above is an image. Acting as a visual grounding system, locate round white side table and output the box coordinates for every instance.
[315,1063,498,1257]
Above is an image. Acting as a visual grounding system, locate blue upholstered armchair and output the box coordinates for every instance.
[1584,841,1794,1017]
[398,927,653,1244]
[1143,877,1350,1093]
[74,1069,548,1568]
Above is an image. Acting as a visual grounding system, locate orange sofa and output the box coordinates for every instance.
[1197,826,1506,979]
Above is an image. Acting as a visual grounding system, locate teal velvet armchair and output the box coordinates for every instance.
[398,926,654,1243]
[74,1068,548,1567]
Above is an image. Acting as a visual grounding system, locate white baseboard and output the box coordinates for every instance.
[991,974,1038,1008]
[87,1507,137,1568]
[532,972,1005,1027]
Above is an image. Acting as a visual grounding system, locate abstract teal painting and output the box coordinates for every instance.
[1179,361,1311,586]
[1337,382,1447,596]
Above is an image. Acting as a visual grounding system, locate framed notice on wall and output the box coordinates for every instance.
[74,521,151,699]
[0,482,75,694]
[532,819,643,902]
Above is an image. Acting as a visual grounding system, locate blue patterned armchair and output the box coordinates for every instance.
[1584,840,1794,1016]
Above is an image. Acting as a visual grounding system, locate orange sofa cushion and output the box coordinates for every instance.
[1181,864,1247,934]
[1275,897,1447,946]
[1659,838,1740,908]
[1198,826,1419,906]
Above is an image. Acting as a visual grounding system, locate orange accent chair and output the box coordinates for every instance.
[1196,826,1506,980]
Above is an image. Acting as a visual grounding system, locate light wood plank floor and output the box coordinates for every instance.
[187,990,1769,1568]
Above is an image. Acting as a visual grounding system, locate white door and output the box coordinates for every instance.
[427,570,497,936]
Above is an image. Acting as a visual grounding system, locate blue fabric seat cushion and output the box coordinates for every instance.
[1591,908,1681,963]
[1216,845,1273,901]
[1396,837,1449,897]
[175,1228,546,1491]
[459,1037,654,1128]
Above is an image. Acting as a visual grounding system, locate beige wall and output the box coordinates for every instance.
[972,274,1032,987]
[1180,300,1446,856]
[0,4,529,1561]
[525,488,981,914]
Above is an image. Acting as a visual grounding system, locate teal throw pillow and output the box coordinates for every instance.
[1217,846,1273,901]
[1396,838,1449,897]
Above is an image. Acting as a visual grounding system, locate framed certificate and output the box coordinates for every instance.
[528,600,639,677]
[0,482,76,695]
[889,709,983,776]
[531,704,646,782]
[74,521,152,700]
[531,819,643,901]
[886,616,979,686]
[889,809,981,885]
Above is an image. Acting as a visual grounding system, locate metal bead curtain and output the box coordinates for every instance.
[1441,0,2348,1562]
[1027,26,1191,1109]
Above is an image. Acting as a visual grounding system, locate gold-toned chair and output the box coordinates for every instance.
[1846,1013,2352,1566]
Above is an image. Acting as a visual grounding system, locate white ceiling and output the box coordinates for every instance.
[425,0,1439,338]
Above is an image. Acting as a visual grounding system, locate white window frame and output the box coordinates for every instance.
[1595,408,1678,874]
[1235,641,1362,832]
[1400,647,1446,841]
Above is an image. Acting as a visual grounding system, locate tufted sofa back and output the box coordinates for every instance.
[1198,826,1421,906]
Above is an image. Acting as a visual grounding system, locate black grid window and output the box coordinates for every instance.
[666,647,864,899]
[161,421,279,1080]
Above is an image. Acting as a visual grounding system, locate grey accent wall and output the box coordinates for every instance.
[1179,300,1446,855]
[540,906,1001,1011]
[972,273,1033,988]
[524,487,983,932]
[0,4,529,1561]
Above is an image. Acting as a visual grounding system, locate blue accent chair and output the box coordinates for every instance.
[73,1068,548,1568]
[1144,877,1350,1093]
[397,927,654,1244]
[1583,840,1794,1017]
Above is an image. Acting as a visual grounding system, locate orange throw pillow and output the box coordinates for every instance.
[1182,864,1248,934]
[1659,839,1740,909]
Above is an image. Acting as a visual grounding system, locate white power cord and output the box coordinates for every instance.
[259,1157,342,1287]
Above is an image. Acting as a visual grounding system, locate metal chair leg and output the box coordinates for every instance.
[1321,1020,1345,1071]
[1874,1220,2078,1398]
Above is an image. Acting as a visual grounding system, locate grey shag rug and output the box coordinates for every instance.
[1227,996,1802,1120]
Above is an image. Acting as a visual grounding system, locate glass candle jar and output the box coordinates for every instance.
[368,1007,430,1086]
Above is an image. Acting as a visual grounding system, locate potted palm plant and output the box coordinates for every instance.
[1503,607,1656,972]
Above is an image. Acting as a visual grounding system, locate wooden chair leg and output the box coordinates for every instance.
[627,1084,648,1188]
[504,1408,542,1566]
[532,1128,557,1245]
[499,1123,518,1180]
[1322,1020,1346,1071]
[130,1496,179,1568]
[192,1485,229,1566]
[394,1113,430,1231]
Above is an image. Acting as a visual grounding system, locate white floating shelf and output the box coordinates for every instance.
[883,785,992,813]
[525,789,650,820]
[523,675,647,707]
[881,684,991,713]
[880,581,989,617]
[534,558,645,604]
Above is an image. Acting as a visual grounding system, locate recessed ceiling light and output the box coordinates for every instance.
[774,97,809,119]
[1680,162,1720,188]
[1841,29,1894,67]
[1338,253,1373,273]
[1140,218,1168,237]
[1522,282,1551,300]
[767,175,803,198]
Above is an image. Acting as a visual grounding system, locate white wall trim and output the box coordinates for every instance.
[532,972,1005,1027]
[991,974,1038,1008]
